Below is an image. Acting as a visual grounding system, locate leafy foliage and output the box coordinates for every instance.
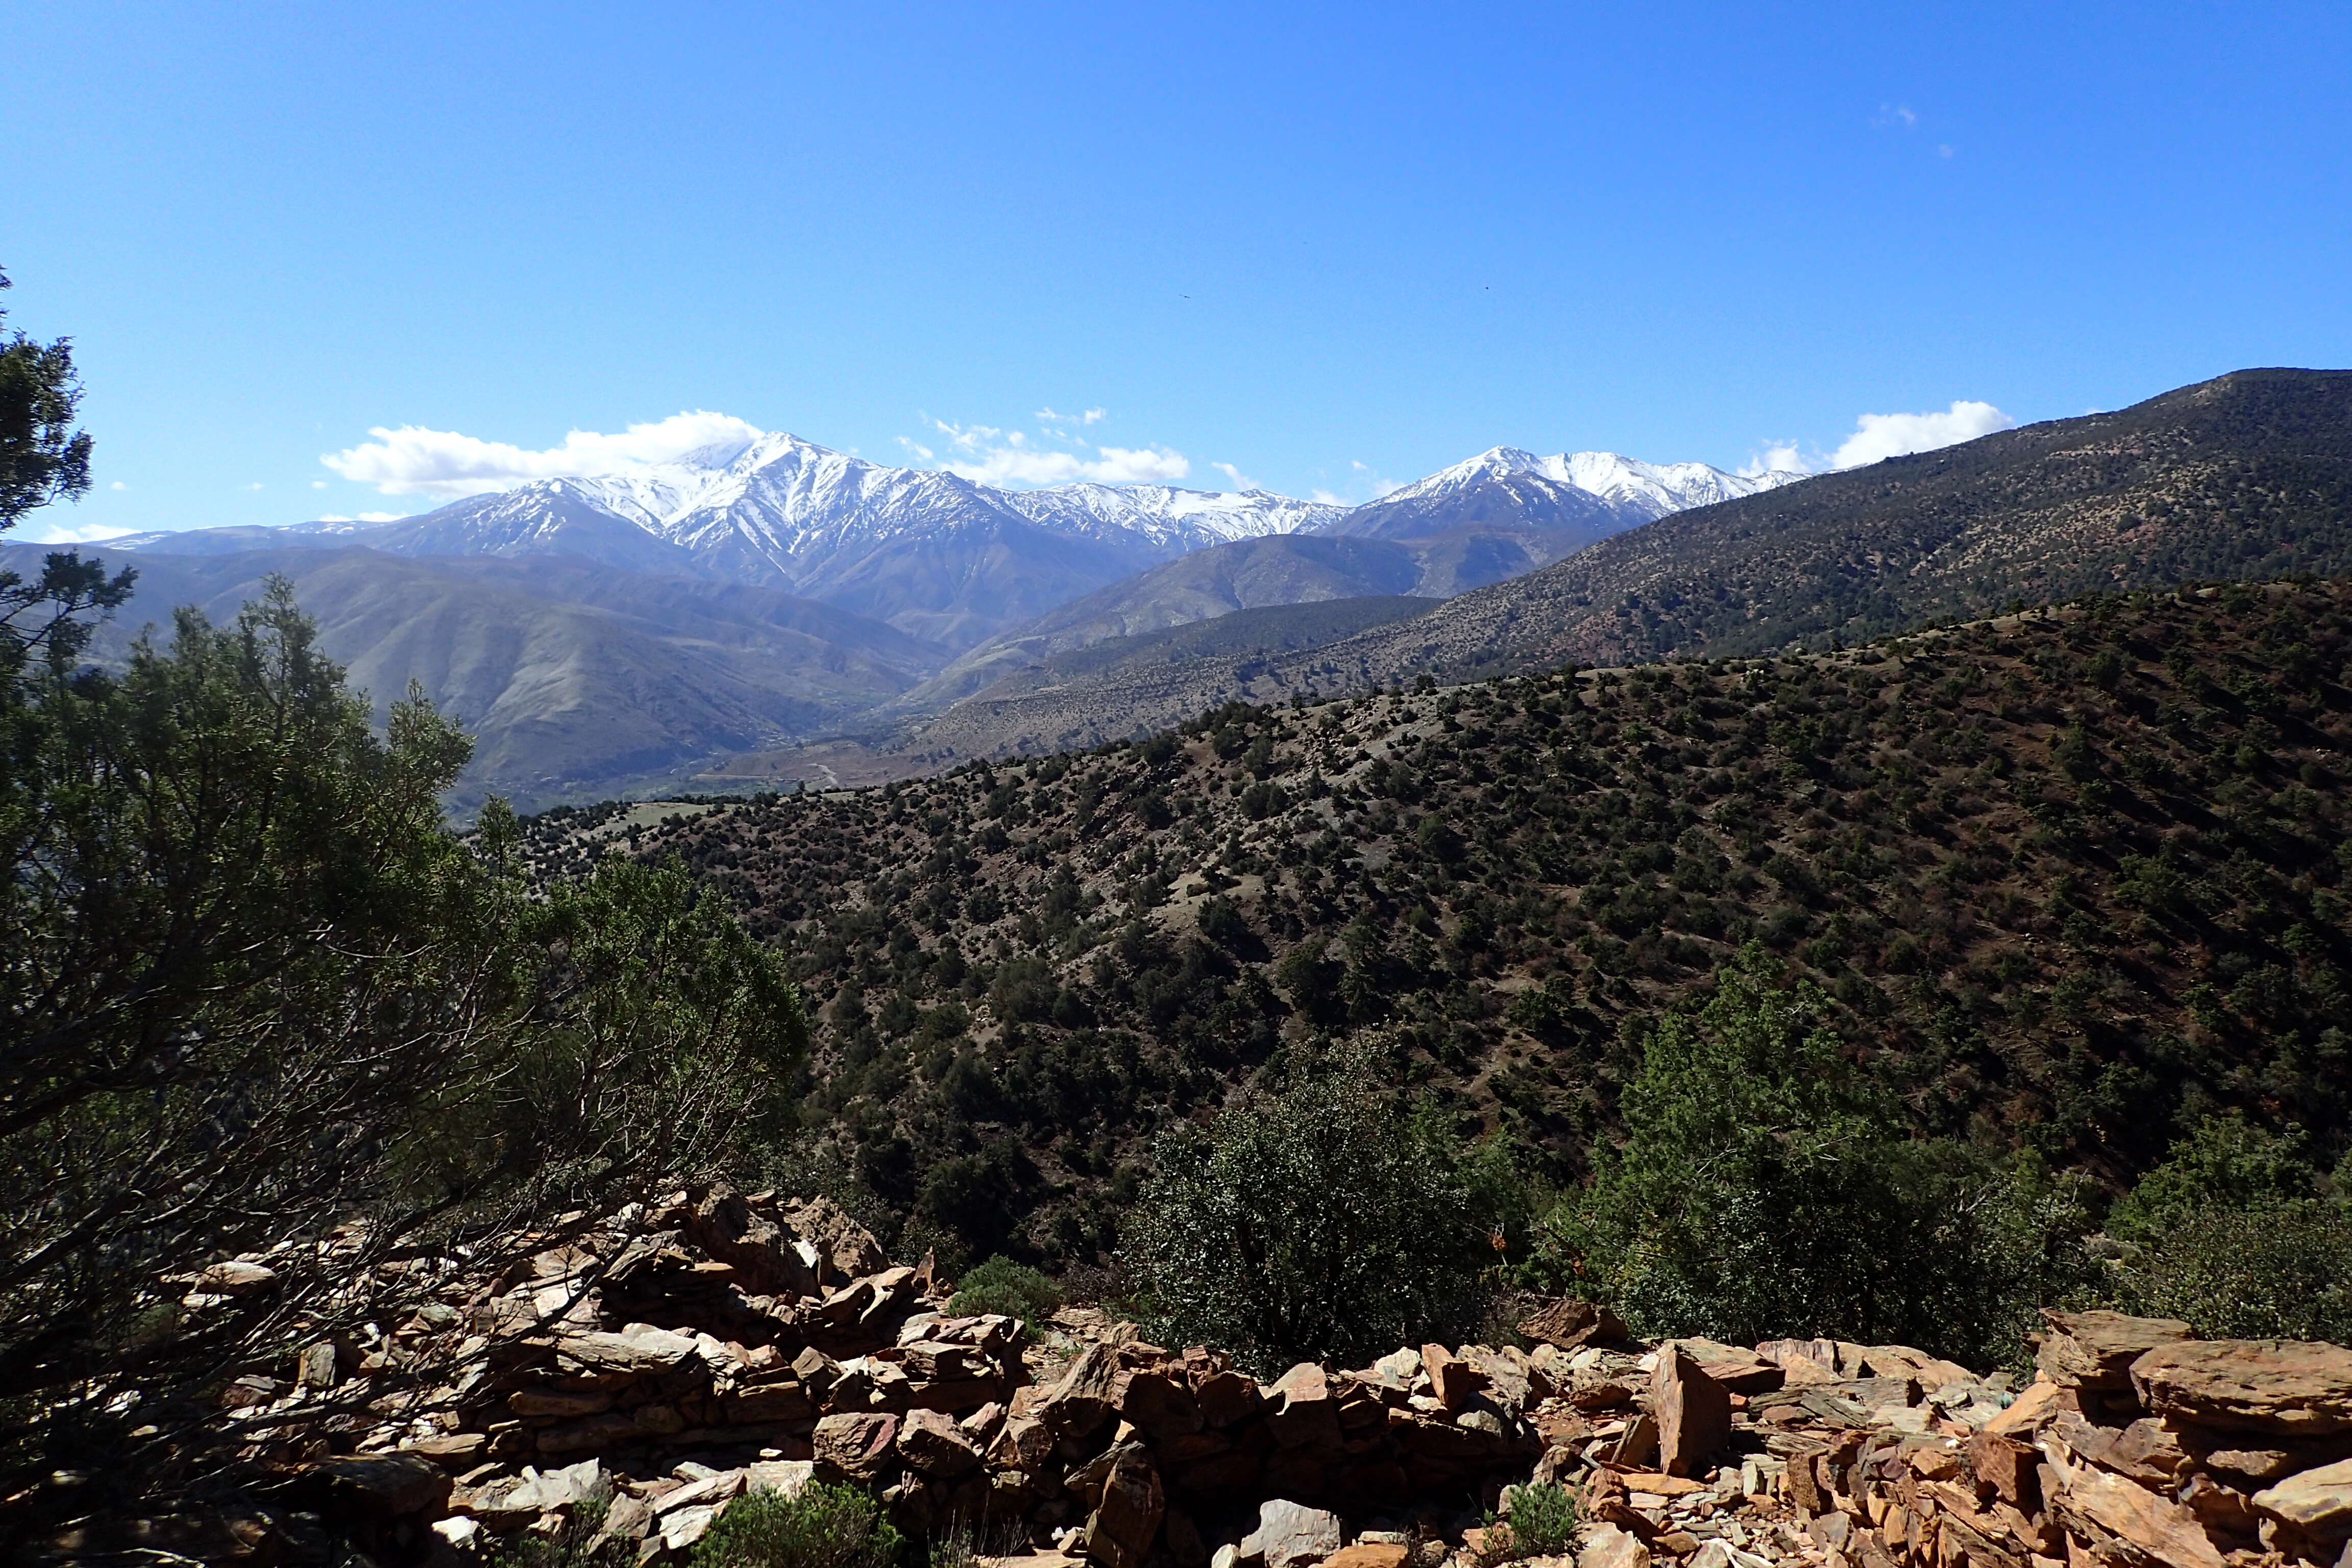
[1,575,804,1529]
[545,580,2352,1279]
[1526,948,2097,1368]
[2106,1116,2352,1342]
[0,267,93,527]
[1499,1481,1579,1560]
[691,1481,905,1568]
[947,1255,1063,1334]
[1120,1051,1506,1374]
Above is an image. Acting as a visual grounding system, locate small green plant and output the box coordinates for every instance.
[1499,1481,1579,1559]
[2105,1115,2352,1342]
[692,1481,905,1568]
[949,1254,1064,1335]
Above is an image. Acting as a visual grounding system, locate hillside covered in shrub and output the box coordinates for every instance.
[525,577,2352,1270]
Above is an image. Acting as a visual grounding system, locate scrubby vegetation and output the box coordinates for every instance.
[2106,1115,2352,1342]
[691,1480,905,1568]
[947,1254,1064,1331]
[1523,948,2099,1368]
[558,579,2352,1279]
[1121,1050,1517,1373]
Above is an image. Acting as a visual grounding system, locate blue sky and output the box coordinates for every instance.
[5,1,2348,540]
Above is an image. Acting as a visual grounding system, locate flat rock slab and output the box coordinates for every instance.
[2134,1341,2352,1437]
[2254,1456,2352,1540]
[2038,1311,2194,1391]
[1247,1499,1346,1568]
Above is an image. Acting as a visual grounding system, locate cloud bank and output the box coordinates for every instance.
[323,411,764,497]
[1832,401,2014,469]
[925,415,1188,487]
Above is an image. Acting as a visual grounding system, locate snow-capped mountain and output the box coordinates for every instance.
[1359,446,1798,521]
[119,434,1804,649]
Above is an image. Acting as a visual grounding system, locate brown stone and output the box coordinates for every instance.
[2132,1341,2352,1438]
[1121,1368,1206,1441]
[2046,1459,2228,1568]
[1195,1368,1263,1429]
[1786,1448,1826,1514]
[401,1432,486,1468]
[1671,1339,1786,1395]
[2036,1312,2195,1393]
[1420,1345,1485,1412]
[783,1195,889,1283]
[986,1412,1054,1471]
[1268,1363,1344,1451]
[686,1183,821,1299]
[1324,1546,1410,1568]
[1042,1343,1121,1438]
[1609,1411,1660,1470]
[1983,1381,2066,1439]
[1969,1432,2043,1510]
[508,1384,616,1417]
[898,1406,983,1477]
[1652,1345,1733,1479]
[2253,1457,2352,1542]
[814,1410,899,1479]
[1519,1298,1631,1350]
[1578,1524,1652,1568]
[1086,1447,1166,1568]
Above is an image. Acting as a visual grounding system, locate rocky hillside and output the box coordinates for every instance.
[901,370,2352,758]
[526,577,2352,1267]
[70,1183,2352,1568]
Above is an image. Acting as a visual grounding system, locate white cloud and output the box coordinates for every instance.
[1311,489,1349,506]
[1876,103,1919,129]
[322,410,764,497]
[1212,461,1258,491]
[13,519,138,544]
[1036,406,1106,426]
[311,479,327,489]
[941,440,1189,487]
[246,482,265,491]
[316,512,408,524]
[918,410,1188,487]
[1831,400,2015,469]
[1739,441,1815,478]
[109,480,128,491]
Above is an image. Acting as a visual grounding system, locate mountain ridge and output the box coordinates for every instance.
[898,368,2352,757]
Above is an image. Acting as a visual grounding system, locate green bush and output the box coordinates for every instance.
[1528,945,2097,1369]
[1120,1049,1507,1375]
[949,1254,1063,1333]
[692,1481,904,1568]
[1499,1481,1578,1559]
[2106,1115,2352,1342]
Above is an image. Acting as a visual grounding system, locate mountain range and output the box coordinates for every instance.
[57,368,2352,807]
[63,434,1790,804]
[901,368,2352,760]
[113,435,1787,651]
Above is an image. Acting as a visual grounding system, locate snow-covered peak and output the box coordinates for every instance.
[997,483,1346,548]
[1378,446,1798,520]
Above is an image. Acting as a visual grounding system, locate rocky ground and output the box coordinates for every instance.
[40,1196,2352,1568]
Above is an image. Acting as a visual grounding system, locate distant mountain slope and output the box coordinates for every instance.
[904,369,2352,755]
[114,438,1773,653]
[580,577,2352,1268]
[1322,368,2352,680]
[116,435,1349,650]
[894,534,1489,713]
[13,544,950,810]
